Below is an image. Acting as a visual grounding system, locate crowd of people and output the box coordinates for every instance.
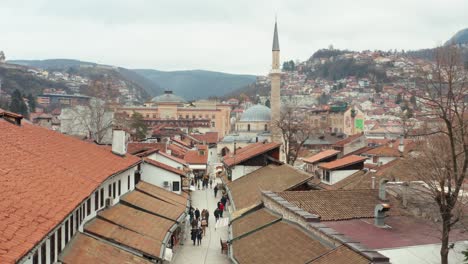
[187,174,230,247]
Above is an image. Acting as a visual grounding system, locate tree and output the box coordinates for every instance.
[9,89,28,116]
[27,93,36,113]
[131,112,148,141]
[265,99,271,108]
[274,106,313,165]
[404,45,467,264]
[62,98,114,144]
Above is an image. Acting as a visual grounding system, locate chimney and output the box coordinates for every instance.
[112,128,128,156]
[371,176,376,189]
[379,178,389,200]
[374,203,390,228]
[398,136,404,153]
[256,137,259,143]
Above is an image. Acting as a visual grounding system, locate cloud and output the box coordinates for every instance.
[1,0,467,75]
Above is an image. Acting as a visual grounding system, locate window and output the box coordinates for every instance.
[112,182,116,198]
[118,180,121,196]
[211,121,215,128]
[127,175,130,190]
[186,115,189,119]
[65,220,69,243]
[32,250,38,264]
[172,181,180,192]
[100,188,104,207]
[108,184,112,197]
[86,198,91,216]
[75,210,79,230]
[373,156,378,163]
[153,114,156,118]
[70,215,74,236]
[264,124,268,131]
[40,242,46,264]
[50,233,55,263]
[82,204,85,220]
[323,170,330,182]
[94,191,99,211]
[247,124,250,131]
[57,227,62,254]
[199,114,202,118]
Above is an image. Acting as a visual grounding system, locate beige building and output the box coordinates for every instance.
[115,91,231,139]
[307,104,365,136]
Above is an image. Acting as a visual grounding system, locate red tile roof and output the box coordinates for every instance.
[303,150,340,164]
[363,146,401,157]
[333,133,364,147]
[0,120,140,263]
[136,181,188,206]
[143,158,186,177]
[127,142,165,155]
[276,190,398,221]
[171,137,191,148]
[121,190,186,221]
[84,218,162,258]
[191,132,219,144]
[184,149,208,165]
[319,155,366,170]
[155,150,188,166]
[223,142,281,167]
[59,233,152,264]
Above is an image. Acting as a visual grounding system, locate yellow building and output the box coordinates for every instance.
[116,91,231,139]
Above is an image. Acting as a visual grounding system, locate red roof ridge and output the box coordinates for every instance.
[319,155,366,170]
[303,149,340,164]
[223,142,281,167]
[143,158,186,177]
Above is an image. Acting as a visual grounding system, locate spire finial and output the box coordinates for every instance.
[272,18,280,51]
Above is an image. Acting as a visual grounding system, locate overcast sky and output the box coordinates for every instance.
[1,0,467,75]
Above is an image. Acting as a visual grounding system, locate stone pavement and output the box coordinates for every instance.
[172,180,230,264]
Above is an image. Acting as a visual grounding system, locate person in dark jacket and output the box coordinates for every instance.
[214,209,219,222]
[214,185,218,197]
[191,228,197,245]
[196,228,203,245]
[221,195,227,210]
[195,208,200,221]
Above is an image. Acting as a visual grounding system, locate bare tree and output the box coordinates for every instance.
[405,45,467,264]
[274,106,313,165]
[61,98,114,144]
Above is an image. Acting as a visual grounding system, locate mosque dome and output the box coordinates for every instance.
[151,90,186,103]
[240,104,271,122]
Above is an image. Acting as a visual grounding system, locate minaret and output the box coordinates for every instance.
[270,20,282,144]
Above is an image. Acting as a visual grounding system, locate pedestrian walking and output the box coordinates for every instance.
[218,203,224,217]
[221,195,227,210]
[214,185,218,197]
[196,228,203,245]
[191,228,197,246]
[205,210,209,227]
[189,208,194,223]
[195,208,200,221]
[214,209,219,222]
[201,218,207,236]
[209,178,213,189]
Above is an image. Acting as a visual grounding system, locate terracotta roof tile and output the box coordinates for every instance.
[127,142,165,155]
[121,190,185,221]
[0,120,140,263]
[143,158,186,177]
[232,208,280,238]
[223,142,281,167]
[363,146,401,157]
[332,133,364,147]
[227,164,312,210]
[171,138,191,148]
[155,150,188,166]
[59,233,152,264]
[190,132,219,144]
[310,245,369,264]
[184,149,208,164]
[232,220,330,264]
[136,181,188,207]
[319,155,366,170]
[276,190,398,221]
[98,204,175,242]
[84,218,162,258]
[303,150,340,164]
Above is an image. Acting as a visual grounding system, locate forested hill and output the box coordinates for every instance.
[133,69,256,100]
